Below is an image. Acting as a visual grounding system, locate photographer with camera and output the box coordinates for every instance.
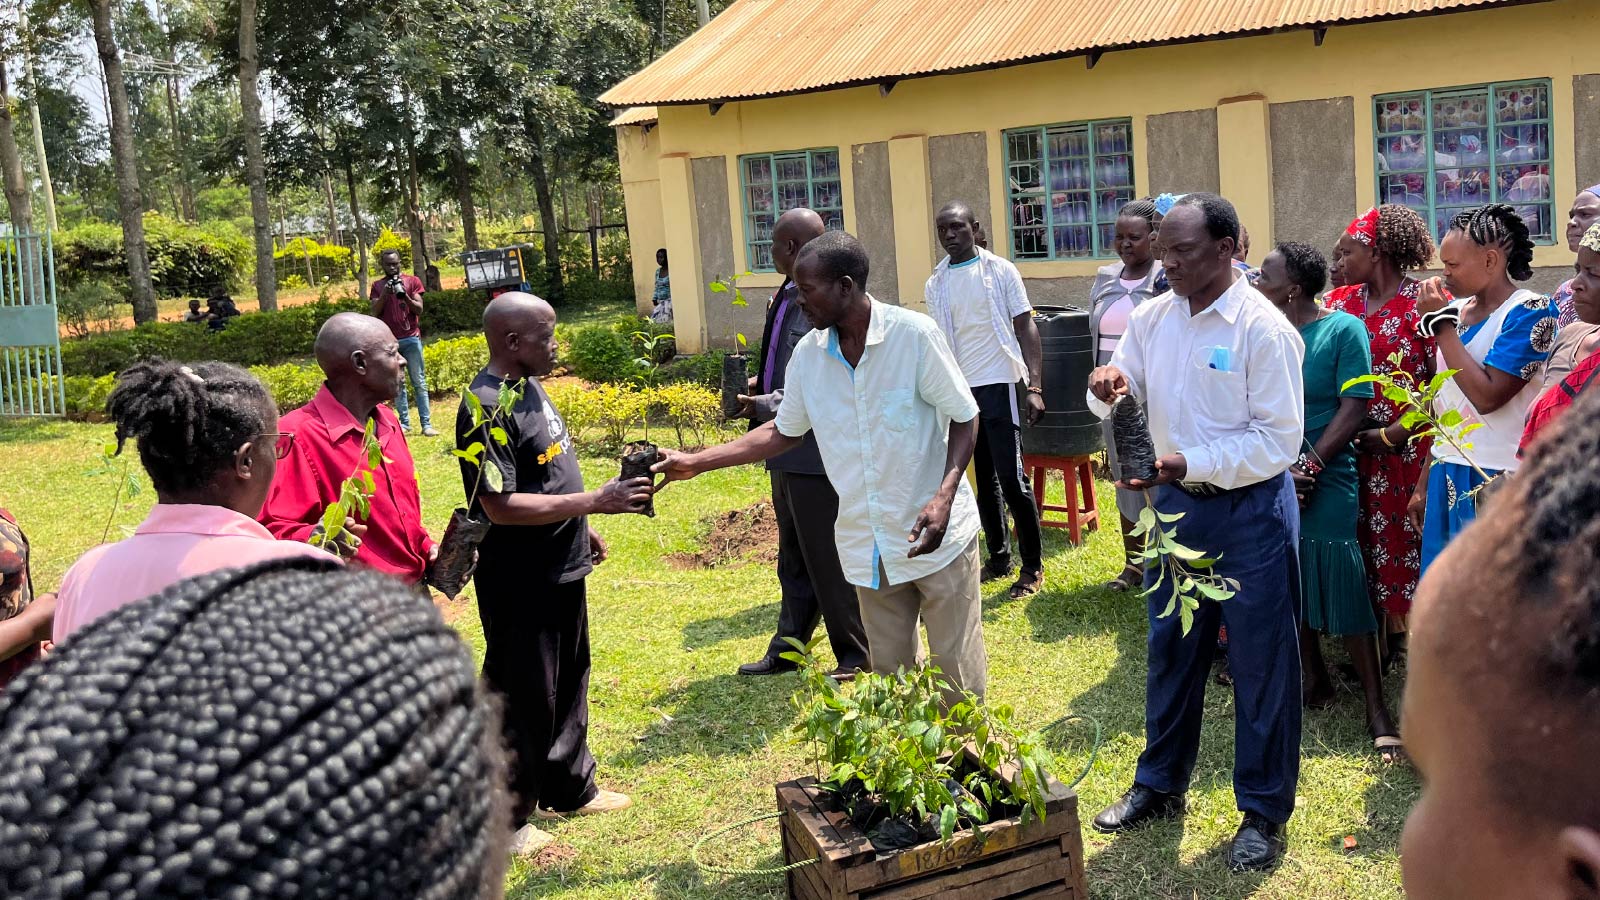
[370,248,435,436]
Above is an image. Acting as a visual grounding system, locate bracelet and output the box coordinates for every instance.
[1378,427,1396,448]
[1026,386,1044,395]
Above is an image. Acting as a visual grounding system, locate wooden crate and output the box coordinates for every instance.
[776,750,1088,900]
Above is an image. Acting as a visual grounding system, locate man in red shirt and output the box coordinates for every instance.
[370,248,436,436]
[260,312,436,585]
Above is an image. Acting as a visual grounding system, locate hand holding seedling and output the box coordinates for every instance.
[311,517,367,559]
[649,448,699,488]
[1119,453,1187,490]
[594,477,654,515]
[1089,365,1130,403]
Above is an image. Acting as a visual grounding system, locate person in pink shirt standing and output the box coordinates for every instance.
[52,361,336,643]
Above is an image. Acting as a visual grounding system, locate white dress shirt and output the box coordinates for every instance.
[1085,275,1305,490]
[776,298,981,588]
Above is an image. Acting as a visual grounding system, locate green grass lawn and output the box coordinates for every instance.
[0,412,1417,900]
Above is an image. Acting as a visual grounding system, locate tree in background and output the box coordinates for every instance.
[238,0,276,310]
[86,0,156,323]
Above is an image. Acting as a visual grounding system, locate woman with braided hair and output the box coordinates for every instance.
[1326,204,1436,655]
[1399,384,1600,900]
[52,360,334,642]
[1411,204,1556,573]
[0,558,514,898]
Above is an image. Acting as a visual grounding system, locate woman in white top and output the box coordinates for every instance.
[1411,204,1557,574]
[1087,198,1164,590]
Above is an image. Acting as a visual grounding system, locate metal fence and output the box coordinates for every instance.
[0,232,64,417]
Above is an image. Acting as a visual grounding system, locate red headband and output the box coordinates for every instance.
[1347,208,1379,247]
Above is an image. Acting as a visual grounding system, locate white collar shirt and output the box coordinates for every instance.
[775,298,981,588]
[1085,275,1306,490]
[925,247,1032,385]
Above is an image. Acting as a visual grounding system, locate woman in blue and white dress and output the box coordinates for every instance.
[1088,198,1164,590]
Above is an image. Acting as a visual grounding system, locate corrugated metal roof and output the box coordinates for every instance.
[600,0,1547,106]
[609,106,659,127]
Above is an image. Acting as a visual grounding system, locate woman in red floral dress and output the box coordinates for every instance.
[1326,206,1437,664]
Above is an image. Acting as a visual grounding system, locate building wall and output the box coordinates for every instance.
[619,0,1598,351]
[851,141,900,304]
[617,123,664,316]
[692,156,769,350]
[929,132,992,265]
[1270,98,1358,253]
[1145,109,1221,197]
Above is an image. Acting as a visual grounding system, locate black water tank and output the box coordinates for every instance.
[1021,305,1104,458]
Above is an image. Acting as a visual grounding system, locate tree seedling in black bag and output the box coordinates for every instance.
[432,379,524,599]
[1110,394,1237,635]
[710,271,754,420]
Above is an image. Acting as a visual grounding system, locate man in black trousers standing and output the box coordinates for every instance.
[734,207,870,679]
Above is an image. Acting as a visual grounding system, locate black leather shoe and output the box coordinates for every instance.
[737,656,797,676]
[981,559,1013,583]
[1092,784,1184,833]
[1227,813,1286,872]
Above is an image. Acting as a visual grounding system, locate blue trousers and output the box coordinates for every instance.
[1134,472,1303,824]
[395,335,431,429]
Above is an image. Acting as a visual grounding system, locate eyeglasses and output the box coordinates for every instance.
[258,432,296,459]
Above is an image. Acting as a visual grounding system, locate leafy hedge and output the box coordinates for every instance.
[59,289,487,377]
[56,213,252,299]
[274,237,354,286]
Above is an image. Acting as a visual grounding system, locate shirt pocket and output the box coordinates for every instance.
[1190,367,1249,427]
[882,388,918,432]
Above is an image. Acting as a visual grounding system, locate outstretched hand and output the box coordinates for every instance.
[650,448,699,491]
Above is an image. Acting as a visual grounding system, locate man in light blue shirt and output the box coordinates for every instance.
[653,231,989,700]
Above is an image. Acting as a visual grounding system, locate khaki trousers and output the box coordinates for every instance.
[854,537,988,702]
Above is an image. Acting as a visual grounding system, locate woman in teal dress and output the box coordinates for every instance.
[1256,242,1402,763]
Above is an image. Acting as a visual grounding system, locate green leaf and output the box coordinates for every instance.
[939,805,957,841]
[483,460,504,492]
[1155,510,1184,523]
[708,281,728,293]
[319,501,345,540]
[1381,385,1412,405]
[1400,411,1424,429]
[465,390,486,426]
[1166,542,1207,562]
[1195,580,1233,601]
[1437,408,1464,429]
[732,297,748,308]
[489,426,509,445]
[1179,603,1194,636]
[1341,374,1382,390]
[1137,505,1157,530]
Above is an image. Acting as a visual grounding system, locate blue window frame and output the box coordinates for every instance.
[740,149,844,272]
[1374,79,1555,243]
[1004,119,1135,261]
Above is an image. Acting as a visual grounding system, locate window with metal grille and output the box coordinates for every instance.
[1373,80,1555,243]
[740,149,844,272]
[1003,119,1135,261]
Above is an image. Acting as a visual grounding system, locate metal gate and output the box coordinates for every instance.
[0,232,63,417]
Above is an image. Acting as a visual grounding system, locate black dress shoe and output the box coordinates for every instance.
[1092,784,1185,833]
[980,559,1013,583]
[1227,813,1286,872]
[737,656,797,676]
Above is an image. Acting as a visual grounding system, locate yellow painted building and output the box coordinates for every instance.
[604,0,1600,353]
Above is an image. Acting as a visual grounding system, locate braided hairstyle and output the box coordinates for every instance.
[1423,384,1600,828]
[1449,204,1536,281]
[1118,198,1158,226]
[0,559,513,899]
[1373,203,1435,272]
[106,360,275,495]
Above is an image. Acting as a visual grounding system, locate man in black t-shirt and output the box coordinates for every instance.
[457,291,651,858]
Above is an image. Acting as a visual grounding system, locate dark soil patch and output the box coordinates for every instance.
[530,841,579,871]
[667,502,779,569]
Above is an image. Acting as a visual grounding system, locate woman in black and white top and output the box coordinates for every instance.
[1088,198,1164,590]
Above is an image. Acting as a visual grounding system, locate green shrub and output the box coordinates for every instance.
[59,374,117,422]
[564,325,637,384]
[424,334,488,394]
[57,213,251,299]
[59,289,485,377]
[370,226,412,272]
[564,268,636,310]
[275,237,353,286]
[56,279,124,339]
[250,363,325,412]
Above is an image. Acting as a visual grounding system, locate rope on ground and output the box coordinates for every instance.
[1054,712,1103,792]
[691,810,817,877]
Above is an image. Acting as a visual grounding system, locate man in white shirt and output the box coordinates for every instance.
[1086,194,1305,873]
[654,231,988,701]
[926,202,1047,600]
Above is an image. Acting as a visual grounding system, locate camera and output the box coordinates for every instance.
[388,275,407,296]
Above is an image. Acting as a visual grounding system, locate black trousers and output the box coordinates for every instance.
[971,382,1044,574]
[762,470,870,670]
[475,571,597,824]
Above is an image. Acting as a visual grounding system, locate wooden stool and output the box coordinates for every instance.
[1022,453,1100,546]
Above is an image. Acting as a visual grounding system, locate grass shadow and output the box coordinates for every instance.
[681,600,781,651]
[510,858,786,900]
[611,671,795,766]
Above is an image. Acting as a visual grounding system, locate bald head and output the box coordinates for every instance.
[315,313,395,377]
[483,292,558,378]
[771,208,828,277]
